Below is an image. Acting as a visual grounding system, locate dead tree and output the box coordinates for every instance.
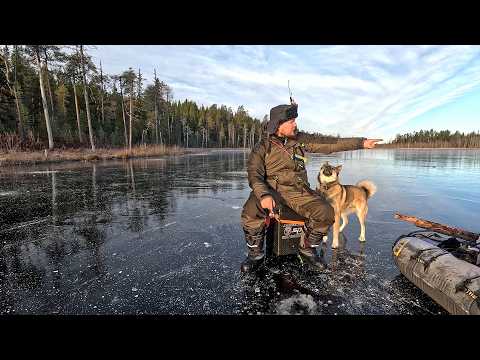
[79,45,95,151]
[43,47,56,128]
[71,73,83,143]
[34,46,54,150]
[129,75,134,151]
[154,69,159,144]
[100,60,105,125]
[118,76,128,149]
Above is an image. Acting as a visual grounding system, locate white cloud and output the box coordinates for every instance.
[90,45,480,140]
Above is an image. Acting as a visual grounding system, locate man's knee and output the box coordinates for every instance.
[241,216,265,233]
[311,200,334,222]
[241,191,268,230]
[324,203,335,224]
[308,201,335,232]
[241,207,266,233]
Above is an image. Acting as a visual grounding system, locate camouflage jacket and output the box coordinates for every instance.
[247,134,365,200]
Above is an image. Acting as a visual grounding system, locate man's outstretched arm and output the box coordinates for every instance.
[298,134,382,153]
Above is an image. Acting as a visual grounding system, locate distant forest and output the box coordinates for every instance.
[381,129,480,148]
[0,45,269,152]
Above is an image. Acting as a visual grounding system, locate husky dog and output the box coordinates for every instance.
[316,162,377,249]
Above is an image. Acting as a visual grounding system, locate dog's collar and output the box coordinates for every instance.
[319,180,339,192]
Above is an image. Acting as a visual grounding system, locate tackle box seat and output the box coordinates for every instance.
[266,204,306,256]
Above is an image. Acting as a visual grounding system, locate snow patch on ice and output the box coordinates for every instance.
[231,206,241,210]
[276,294,319,315]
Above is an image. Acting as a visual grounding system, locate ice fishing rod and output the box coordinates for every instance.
[288,80,296,105]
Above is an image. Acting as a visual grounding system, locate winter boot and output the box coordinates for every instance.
[240,229,265,273]
[298,230,327,271]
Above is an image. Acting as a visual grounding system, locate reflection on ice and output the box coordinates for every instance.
[0,191,18,197]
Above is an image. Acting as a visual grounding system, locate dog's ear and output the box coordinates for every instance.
[335,165,343,173]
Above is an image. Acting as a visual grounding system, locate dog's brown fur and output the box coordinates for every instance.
[316,162,377,248]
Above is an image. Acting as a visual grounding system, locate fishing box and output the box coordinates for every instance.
[266,204,306,256]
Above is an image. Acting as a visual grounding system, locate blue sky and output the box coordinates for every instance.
[89,45,480,141]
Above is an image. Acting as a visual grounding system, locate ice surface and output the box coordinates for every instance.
[1,149,478,314]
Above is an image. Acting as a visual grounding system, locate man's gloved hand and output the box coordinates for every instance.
[260,195,276,218]
[363,139,383,149]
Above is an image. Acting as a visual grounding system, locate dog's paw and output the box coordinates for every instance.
[358,236,366,242]
[322,235,328,243]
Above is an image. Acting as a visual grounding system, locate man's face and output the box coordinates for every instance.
[277,118,297,138]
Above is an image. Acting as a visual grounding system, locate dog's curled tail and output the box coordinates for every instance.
[356,180,377,198]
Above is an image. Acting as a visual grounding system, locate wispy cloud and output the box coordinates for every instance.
[90,45,480,140]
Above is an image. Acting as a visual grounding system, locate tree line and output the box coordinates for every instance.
[384,129,480,148]
[0,45,265,152]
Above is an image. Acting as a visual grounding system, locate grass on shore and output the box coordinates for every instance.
[0,145,186,166]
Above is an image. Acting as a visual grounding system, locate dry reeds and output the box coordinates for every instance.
[0,144,185,166]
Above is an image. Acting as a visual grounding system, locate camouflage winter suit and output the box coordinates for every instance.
[241,134,365,256]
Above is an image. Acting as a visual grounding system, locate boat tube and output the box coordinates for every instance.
[392,233,480,315]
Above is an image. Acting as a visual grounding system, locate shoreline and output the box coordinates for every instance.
[0,145,186,166]
[1,146,478,166]
[0,146,251,166]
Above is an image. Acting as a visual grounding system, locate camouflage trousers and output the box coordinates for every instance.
[240,187,335,254]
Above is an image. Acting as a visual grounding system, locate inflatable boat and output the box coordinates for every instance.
[393,231,480,315]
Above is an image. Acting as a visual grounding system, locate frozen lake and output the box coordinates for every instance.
[1,148,479,314]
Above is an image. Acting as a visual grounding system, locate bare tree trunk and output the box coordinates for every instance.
[43,48,55,130]
[2,46,24,141]
[154,69,159,144]
[166,114,170,145]
[250,124,255,148]
[166,93,171,145]
[243,123,247,148]
[100,61,105,125]
[119,76,128,149]
[129,77,133,151]
[79,45,95,151]
[72,75,83,143]
[137,68,142,99]
[181,120,184,146]
[34,46,54,150]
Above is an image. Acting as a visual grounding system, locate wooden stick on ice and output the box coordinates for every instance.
[394,213,480,242]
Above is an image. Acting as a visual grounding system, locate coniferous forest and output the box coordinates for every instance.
[380,130,480,148]
[2,46,479,156]
[0,45,264,153]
